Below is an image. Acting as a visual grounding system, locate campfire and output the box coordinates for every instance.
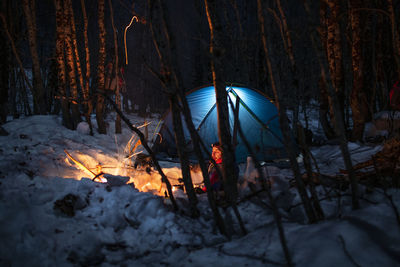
[62,123,174,195]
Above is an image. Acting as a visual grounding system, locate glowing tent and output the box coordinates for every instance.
[153,85,290,163]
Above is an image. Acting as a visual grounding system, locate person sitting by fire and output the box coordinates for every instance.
[202,142,224,193]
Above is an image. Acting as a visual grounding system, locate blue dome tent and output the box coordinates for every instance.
[153,85,290,163]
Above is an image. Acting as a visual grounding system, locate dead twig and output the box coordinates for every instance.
[101,91,178,211]
[219,247,285,266]
[338,235,362,267]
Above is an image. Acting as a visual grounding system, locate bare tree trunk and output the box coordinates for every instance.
[318,0,336,139]
[275,0,301,138]
[158,0,226,231]
[388,0,400,79]
[297,125,324,220]
[54,0,72,129]
[169,94,200,217]
[63,0,81,129]
[0,13,34,116]
[108,0,121,134]
[326,0,345,130]
[80,0,93,135]
[257,0,317,223]
[178,96,227,233]
[148,0,199,217]
[67,0,84,96]
[349,0,369,141]
[17,69,32,116]
[204,0,238,206]
[96,0,107,134]
[22,0,46,114]
[319,77,336,139]
[231,96,292,266]
[0,20,8,124]
[67,0,90,130]
[304,1,359,210]
[274,0,324,220]
[204,0,247,237]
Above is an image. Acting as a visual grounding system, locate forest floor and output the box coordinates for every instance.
[0,113,399,266]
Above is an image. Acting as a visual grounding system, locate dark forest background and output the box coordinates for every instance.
[0,0,399,140]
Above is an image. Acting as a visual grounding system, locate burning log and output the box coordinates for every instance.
[64,149,105,182]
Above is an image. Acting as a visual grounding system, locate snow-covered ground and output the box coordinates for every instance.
[0,113,399,266]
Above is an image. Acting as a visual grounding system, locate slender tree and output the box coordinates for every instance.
[325,0,346,131]
[22,0,46,114]
[327,0,345,100]
[153,0,227,233]
[303,1,359,210]
[203,0,238,206]
[80,0,93,135]
[318,0,336,139]
[108,0,121,134]
[257,0,317,223]
[0,1,9,125]
[148,0,199,217]
[0,17,8,125]
[349,0,369,141]
[67,0,84,97]
[204,0,247,236]
[54,0,73,129]
[230,96,292,266]
[96,0,107,134]
[63,0,81,128]
[1,5,32,117]
[388,0,400,79]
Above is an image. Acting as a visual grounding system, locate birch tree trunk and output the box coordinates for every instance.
[63,0,81,128]
[67,0,88,128]
[349,0,369,141]
[257,0,317,223]
[108,0,121,134]
[80,0,93,135]
[96,0,107,134]
[326,0,345,132]
[318,0,336,139]
[22,0,46,114]
[54,0,73,129]
[66,0,84,96]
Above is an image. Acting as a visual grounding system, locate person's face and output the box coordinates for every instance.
[212,147,222,161]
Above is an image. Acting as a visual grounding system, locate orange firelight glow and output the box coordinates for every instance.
[124,15,138,65]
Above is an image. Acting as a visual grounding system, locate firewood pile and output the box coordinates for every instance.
[340,137,400,186]
[299,137,400,189]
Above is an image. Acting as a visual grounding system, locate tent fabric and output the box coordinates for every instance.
[153,85,289,163]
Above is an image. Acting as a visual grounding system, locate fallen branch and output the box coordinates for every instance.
[219,247,285,266]
[101,91,178,211]
[64,149,97,178]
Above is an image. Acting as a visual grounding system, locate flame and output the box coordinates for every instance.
[63,148,171,196]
